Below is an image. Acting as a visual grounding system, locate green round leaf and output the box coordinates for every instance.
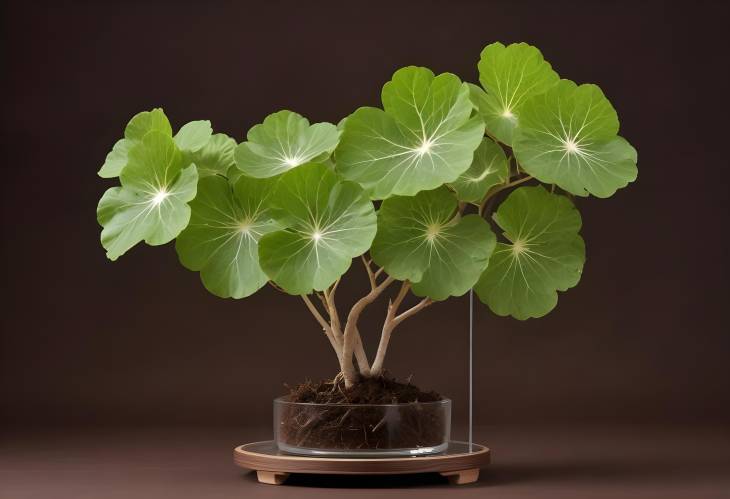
[474,186,585,319]
[174,120,213,152]
[234,110,340,178]
[187,133,237,177]
[175,175,279,298]
[226,163,245,186]
[476,42,559,146]
[97,131,198,260]
[371,187,496,300]
[125,108,172,142]
[449,137,509,203]
[258,163,377,294]
[335,66,485,200]
[513,80,638,198]
[98,138,132,179]
[98,108,172,178]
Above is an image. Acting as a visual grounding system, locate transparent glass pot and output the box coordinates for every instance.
[274,397,451,457]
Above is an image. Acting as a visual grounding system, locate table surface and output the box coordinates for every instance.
[2,425,729,498]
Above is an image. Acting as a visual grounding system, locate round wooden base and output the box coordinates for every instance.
[234,440,490,485]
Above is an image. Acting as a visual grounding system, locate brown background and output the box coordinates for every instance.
[2,0,729,435]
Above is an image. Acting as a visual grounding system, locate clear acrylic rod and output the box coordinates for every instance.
[468,288,473,452]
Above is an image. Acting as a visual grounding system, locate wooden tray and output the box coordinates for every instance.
[234,440,490,485]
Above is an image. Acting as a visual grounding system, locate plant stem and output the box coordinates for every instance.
[323,281,343,345]
[361,255,377,289]
[479,174,534,215]
[323,281,371,376]
[341,275,395,387]
[301,295,342,361]
[371,284,433,377]
[485,130,500,145]
[353,328,371,377]
[370,281,410,376]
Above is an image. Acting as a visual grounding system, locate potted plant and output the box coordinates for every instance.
[96,42,637,457]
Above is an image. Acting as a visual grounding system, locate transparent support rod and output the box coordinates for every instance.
[468,288,473,453]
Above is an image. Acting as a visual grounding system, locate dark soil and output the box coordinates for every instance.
[277,375,448,452]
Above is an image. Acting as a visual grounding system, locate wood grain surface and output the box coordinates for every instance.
[234,441,490,477]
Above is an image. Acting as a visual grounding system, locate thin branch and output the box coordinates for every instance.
[393,297,433,327]
[479,195,497,218]
[301,295,329,330]
[301,295,342,360]
[371,286,433,377]
[323,284,342,339]
[391,281,412,313]
[494,174,534,195]
[330,278,341,302]
[485,130,501,145]
[479,175,534,215]
[373,275,395,297]
[361,255,376,290]
[316,291,328,311]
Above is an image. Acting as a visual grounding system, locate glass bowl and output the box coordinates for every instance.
[274,397,451,457]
